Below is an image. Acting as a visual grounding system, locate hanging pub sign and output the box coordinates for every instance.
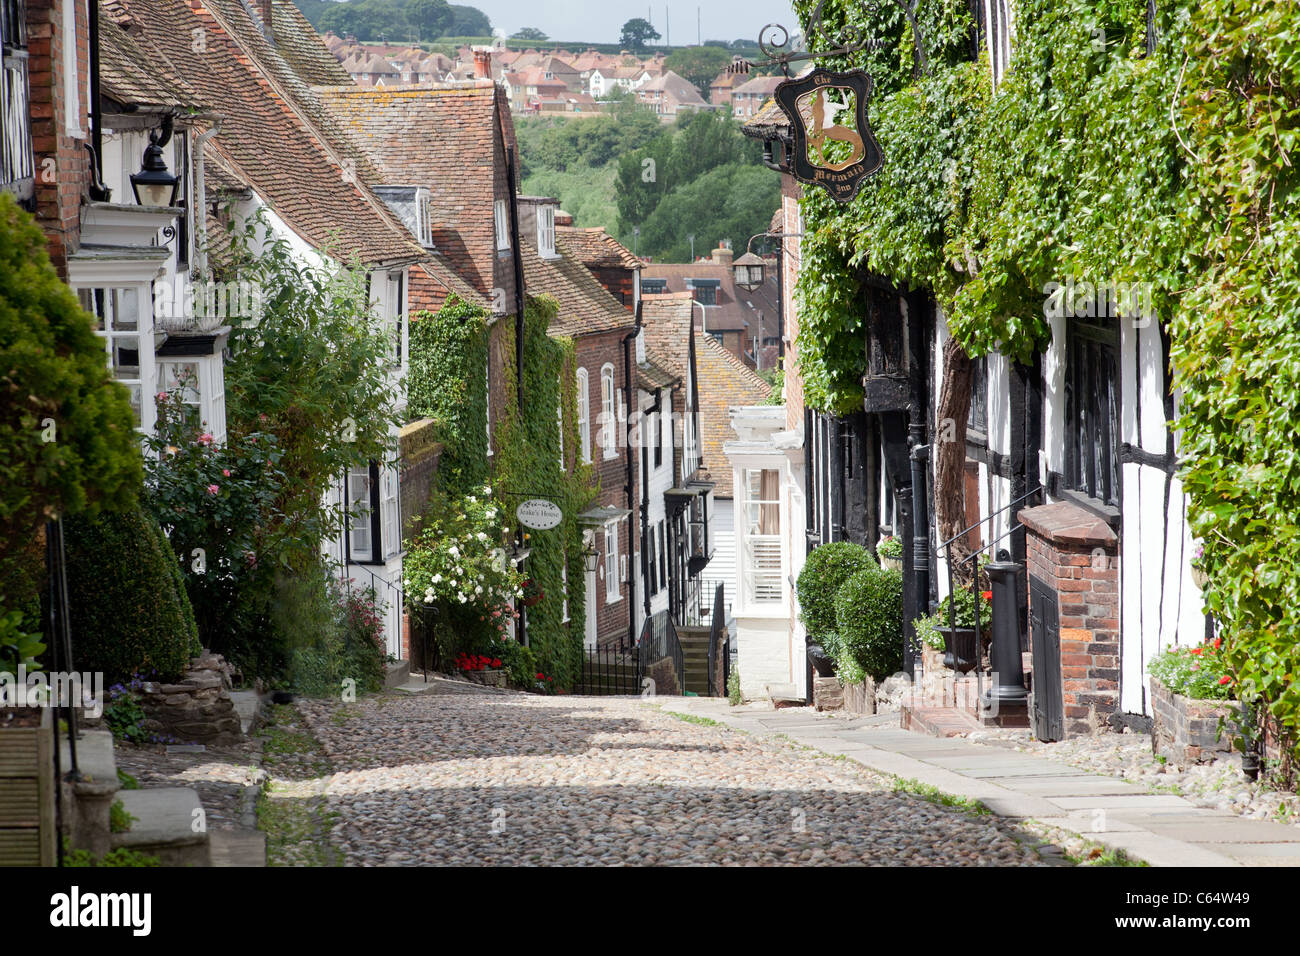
[516,498,563,531]
[773,68,882,203]
[727,1,934,201]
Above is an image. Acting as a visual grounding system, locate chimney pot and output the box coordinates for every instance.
[259,0,274,41]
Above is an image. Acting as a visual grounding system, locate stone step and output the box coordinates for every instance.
[229,690,263,736]
[209,829,266,867]
[384,659,411,689]
[110,788,210,867]
[60,729,119,859]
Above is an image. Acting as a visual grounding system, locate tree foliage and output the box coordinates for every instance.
[0,194,141,612]
[619,17,661,51]
[299,0,487,42]
[664,45,732,97]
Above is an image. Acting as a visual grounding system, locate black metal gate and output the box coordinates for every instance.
[1028,575,1064,741]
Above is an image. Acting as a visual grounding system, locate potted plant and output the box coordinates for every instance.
[929,589,992,673]
[877,535,903,571]
[520,578,544,608]
[1190,542,1209,589]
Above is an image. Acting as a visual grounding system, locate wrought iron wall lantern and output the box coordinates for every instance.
[730,0,931,202]
[131,115,182,208]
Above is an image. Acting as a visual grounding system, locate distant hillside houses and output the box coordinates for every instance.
[321,35,774,119]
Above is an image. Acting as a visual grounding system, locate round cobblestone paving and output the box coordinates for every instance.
[289,692,1048,866]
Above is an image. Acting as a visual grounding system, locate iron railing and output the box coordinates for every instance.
[44,519,81,867]
[636,610,685,696]
[677,576,728,629]
[705,581,726,696]
[934,488,1041,703]
[577,646,641,696]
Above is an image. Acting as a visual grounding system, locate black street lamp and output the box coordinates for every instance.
[130,121,181,208]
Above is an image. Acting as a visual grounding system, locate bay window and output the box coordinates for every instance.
[741,468,782,605]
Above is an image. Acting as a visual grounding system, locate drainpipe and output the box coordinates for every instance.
[87,0,108,201]
[193,120,223,279]
[623,302,643,648]
[641,384,662,620]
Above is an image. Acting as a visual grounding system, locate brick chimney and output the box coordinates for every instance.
[472,46,493,80]
[711,241,734,267]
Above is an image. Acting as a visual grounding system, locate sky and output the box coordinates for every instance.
[466,0,800,46]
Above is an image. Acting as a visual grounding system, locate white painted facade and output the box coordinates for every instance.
[724,405,807,700]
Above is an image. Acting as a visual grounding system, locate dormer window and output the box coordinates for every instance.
[689,279,718,306]
[538,204,556,258]
[415,188,434,247]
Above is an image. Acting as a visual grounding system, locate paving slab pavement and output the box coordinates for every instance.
[663,697,1300,867]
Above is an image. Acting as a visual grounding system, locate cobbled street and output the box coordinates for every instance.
[270,689,1049,866]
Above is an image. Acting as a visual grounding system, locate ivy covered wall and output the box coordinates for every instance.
[789,0,1299,762]
[408,294,594,688]
[495,296,596,689]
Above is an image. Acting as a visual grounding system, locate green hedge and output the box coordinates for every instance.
[795,541,876,651]
[64,507,200,683]
[833,566,904,682]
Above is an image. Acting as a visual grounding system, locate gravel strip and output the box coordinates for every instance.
[966,726,1300,828]
[292,691,1049,866]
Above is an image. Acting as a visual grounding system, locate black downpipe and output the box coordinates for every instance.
[87,0,109,201]
[505,148,526,644]
[623,303,643,647]
[506,149,525,404]
[642,383,662,619]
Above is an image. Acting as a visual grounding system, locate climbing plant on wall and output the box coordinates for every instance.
[407,296,490,496]
[493,295,595,690]
[788,0,1300,763]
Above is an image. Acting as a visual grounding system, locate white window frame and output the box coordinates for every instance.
[538,204,556,257]
[385,271,405,366]
[985,0,1015,89]
[576,367,591,463]
[740,467,783,606]
[600,363,617,459]
[380,459,401,559]
[495,199,510,251]
[62,0,82,137]
[78,284,157,434]
[415,188,434,247]
[348,467,374,563]
[604,523,620,602]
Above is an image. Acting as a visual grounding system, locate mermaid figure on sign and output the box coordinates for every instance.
[807,87,865,171]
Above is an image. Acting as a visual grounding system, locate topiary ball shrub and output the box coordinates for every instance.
[64,507,201,683]
[833,566,904,683]
[795,541,876,651]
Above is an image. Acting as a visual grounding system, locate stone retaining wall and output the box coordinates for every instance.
[140,652,243,746]
[1150,676,1240,765]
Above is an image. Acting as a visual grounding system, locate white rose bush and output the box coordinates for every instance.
[404,485,529,677]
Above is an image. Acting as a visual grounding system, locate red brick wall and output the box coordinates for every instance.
[591,267,634,312]
[1025,512,1120,736]
[27,0,90,276]
[574,331,637,647]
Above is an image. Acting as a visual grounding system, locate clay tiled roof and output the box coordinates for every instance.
[522,239,635,338]
[695,334,772,496]
[639,70,706,105]
[641,259,781,335]
[638,353,678,390]
[314,83,507,294]
[556,227,641,271]
[98,1,205,111]
[113,0,422,265]
[640,292,695,381]
[202,145,251,197]
[272,1,352,86]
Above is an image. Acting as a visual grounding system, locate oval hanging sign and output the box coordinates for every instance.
[516,498,563,530]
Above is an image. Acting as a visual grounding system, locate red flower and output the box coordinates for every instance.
[1191,647,1202,655]
[536,672,544,680]
[492,659,501,668]
[980,590,992,601]
[1218,676,1232,685]
[1212,637,1221,649]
